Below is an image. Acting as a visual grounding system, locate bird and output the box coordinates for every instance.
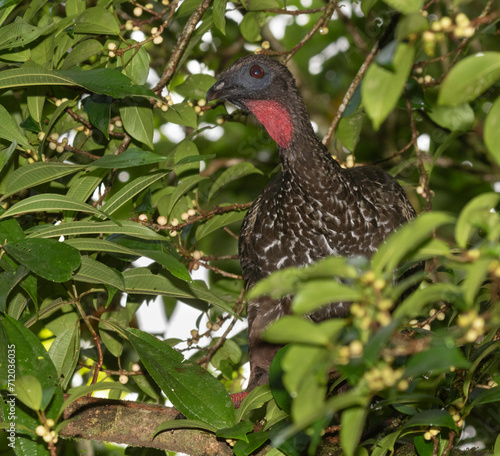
[206,55,417,390]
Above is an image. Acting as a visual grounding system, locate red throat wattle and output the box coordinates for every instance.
[245,99,293,148]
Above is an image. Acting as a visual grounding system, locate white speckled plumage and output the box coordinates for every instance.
[207,55,417,389]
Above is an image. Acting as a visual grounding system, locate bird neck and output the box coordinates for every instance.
[245,96,343,188]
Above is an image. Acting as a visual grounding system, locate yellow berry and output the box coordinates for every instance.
[162,0,169,4]
[125,20,133,30]
[50,132,59,140]
[133,6,143,16]
[151,27,158,35]
[455,13,470,27]
[181,212,189,221]
[56,145,65,153]
[373,278,386,290]
[43,433,52,443]
[424,75,433,83]
[187,208,196,216]
[36,425,46,437]
[119,374,129,384]
[153,35,164,45]
[216,117,224,125]
[431,21,442,32]
[38,132,45,141]
[131,363,141,372]
[194,105,201,113]
[108,42,117,51]
[138,213,148,222]
[171,218,179,227]
[55,99,62,107]
[349,340,363,357]
[115,120,123,128]
[262,40,270,49]
[49,142,57,150]
[424,432,432,440]
[423,30,435,42]
[169,230,177,237]
[441,17,452,30]
[192,250,203,260]
[198,98,206,107]
[157,215,167,226]
[133,26,140,31]
[108,51,116,58]
[319,27,328,35]
[145,3,153,9]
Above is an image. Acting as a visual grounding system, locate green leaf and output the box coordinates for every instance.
[1,313,64,415]
[73,6,120,35]
[381,0,424,13]
[340,406,368,456]
[15,375,43,410]
[362,43,415,130]
[240,12,265,41]
[394,283,461,319]
[404,345,469,379]
[233,431,269,456]
[175,74,217,100]
[65,238,191,283]
[361,0,378,15]
[195,210,247,241]
[161,174,207,218]
[27,220,164,241]
[337,112,364,151]
[1,194,111,220]
[48,325,80,389]
[403,409,457,431]
[292,280,363,315]
[471,387,500,406]
[213,0,227,34]
[72,256,125,290]
[127,328,236,429]
[427,102,474,132]
[4,238,81,282]
[0,67,158,99]
[163,102,198,129]
[26,86,46,123]
[0,17,45,51]
[101,172,168,217]
[372,212,454,274]
[208,162,263,200]
[91,148,168,168]
[438,52,500,106]
[455,192,500,248]
[0,104,31,150]
[263,316,330,346]
[396,13,429,40]
[484,95,500,166]
[173,139,199,176]
[84,94,111,139]
[216,420,254,442]
[119,101,154,149]
[2,162,84,199]
[123,43,150,86]
[155,419,217,435]
[236,384,273,422]
[60,39,104,70]
[123,268,235,314]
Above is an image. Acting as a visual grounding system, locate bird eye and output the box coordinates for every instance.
[250,65,264,79]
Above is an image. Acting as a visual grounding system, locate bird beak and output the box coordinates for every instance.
[206,80,227,103]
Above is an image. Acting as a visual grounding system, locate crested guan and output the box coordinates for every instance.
[206,55,417,390]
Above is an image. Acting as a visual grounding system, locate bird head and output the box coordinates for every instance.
[206,55,309,149]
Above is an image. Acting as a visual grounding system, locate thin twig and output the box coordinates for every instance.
[153,0,212,93]
[322,14,400,146]
[197,288,246,366]
[71,286,103,387]
[405,92,432,211]
[261,0,338,64]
